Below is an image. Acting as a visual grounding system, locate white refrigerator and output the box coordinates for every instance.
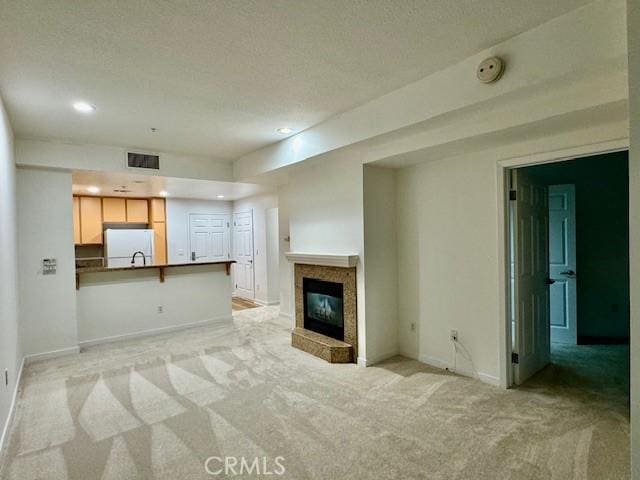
[105,229,155,267]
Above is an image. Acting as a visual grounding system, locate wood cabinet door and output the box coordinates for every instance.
[149,198,166,222]
[126,199,149,223]
[153,221,167,265]
[102,197,127,223]
[80,196,103,244]
[73,197,81,245]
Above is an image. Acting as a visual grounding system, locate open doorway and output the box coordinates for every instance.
[507,151,630,397]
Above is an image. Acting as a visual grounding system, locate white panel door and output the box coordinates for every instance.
[549,185,577,344]
[189,214,230,263]
[512,169,551,385]
[233,211,254,299]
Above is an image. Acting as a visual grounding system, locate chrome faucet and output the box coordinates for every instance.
[131,251,146,266]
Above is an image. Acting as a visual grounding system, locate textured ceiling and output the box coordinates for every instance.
[0,0,591,159]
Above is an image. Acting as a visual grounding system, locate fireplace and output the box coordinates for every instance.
[303,278,344,341]
[290,261,357,363]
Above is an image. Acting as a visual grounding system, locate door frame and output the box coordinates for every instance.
[497,139,628,388]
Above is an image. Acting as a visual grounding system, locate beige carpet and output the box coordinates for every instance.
[0,307,630,479]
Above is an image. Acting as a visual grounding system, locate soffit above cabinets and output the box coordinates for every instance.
[72,170,273,201]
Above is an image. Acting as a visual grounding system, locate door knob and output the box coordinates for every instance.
[560,270,576,276]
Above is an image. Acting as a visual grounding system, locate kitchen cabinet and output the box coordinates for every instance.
[126,199,148,223]
[149,198,166,222]
[73,197,81,245]
[102,198,127,223]
[149,198,167,264]
[153,222,167,265]
[79,196,103,244]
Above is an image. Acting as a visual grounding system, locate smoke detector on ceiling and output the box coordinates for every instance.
[477,56,505,83]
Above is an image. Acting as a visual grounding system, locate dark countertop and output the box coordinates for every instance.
[76,260,235,274]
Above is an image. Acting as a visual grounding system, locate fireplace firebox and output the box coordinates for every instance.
[303,278,344,341]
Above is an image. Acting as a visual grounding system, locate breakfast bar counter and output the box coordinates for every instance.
[75,260,235,289]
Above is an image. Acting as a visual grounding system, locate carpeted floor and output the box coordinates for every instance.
[0,307,630,479]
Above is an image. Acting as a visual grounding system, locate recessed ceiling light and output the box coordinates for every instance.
[217,195,225,199]
[87,186,100,194]
[159,190,168,197]
[73,101,96,114]
[276,127,294,134]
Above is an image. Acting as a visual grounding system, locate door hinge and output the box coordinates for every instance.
[511,352,519,364]
[227,222,230,228]
[509,190,517,201]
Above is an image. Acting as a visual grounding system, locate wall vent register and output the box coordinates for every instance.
[127,152,160,170]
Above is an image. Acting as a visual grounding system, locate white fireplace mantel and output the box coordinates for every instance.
[285,252,359,268]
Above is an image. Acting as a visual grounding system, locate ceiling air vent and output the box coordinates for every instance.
[127,152,160,170]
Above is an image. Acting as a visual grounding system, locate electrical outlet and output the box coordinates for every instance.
[410,322,416,332]
[157,306,164,314]
[450,330,458,342]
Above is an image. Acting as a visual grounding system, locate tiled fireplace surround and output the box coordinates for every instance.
[289,259,358,363]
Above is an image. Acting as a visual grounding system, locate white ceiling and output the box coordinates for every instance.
[72,170,273,201]
[1,0,591,160]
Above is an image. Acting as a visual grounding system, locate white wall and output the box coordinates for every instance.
[233,193,278,304]
[16,138,232,182]
[278,188,292,316]
[627,0,639,476]
[279,156,368,361]
[76,266,232,344]
[363,166,399,364]
[265,207,280,304]
[0,96,20,452]
[395,125,630,385]
[166,197,232,264]
[17,168,78,357]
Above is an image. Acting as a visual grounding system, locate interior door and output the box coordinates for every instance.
[548,185,577,344]
[233,211,254,299]
[512,169,551,385]
[189,214,230,263]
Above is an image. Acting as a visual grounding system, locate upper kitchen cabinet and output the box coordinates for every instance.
[79,196,103,244]
[126,199,149,223]
[102,197,127,223]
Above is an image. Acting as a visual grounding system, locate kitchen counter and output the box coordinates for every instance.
[75,260,235,289]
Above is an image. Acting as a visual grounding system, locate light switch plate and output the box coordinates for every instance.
[43,258,57,275]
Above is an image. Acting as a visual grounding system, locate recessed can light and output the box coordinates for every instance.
[87,186,100,194]
[73,101,96,114]
[159,190,168,197]
[217,195,225,199]
[276,127,294,134]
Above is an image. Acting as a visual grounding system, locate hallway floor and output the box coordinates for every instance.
[0,309,630,479]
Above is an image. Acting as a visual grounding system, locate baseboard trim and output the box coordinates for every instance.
[254,299,280,307]
[24,346,80,365]
[359,349,400,367]
[279,311,293,319]
[0,356,24,455]
[418,354,501,387]
[79,315,233,348]
[577,336,629,345]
